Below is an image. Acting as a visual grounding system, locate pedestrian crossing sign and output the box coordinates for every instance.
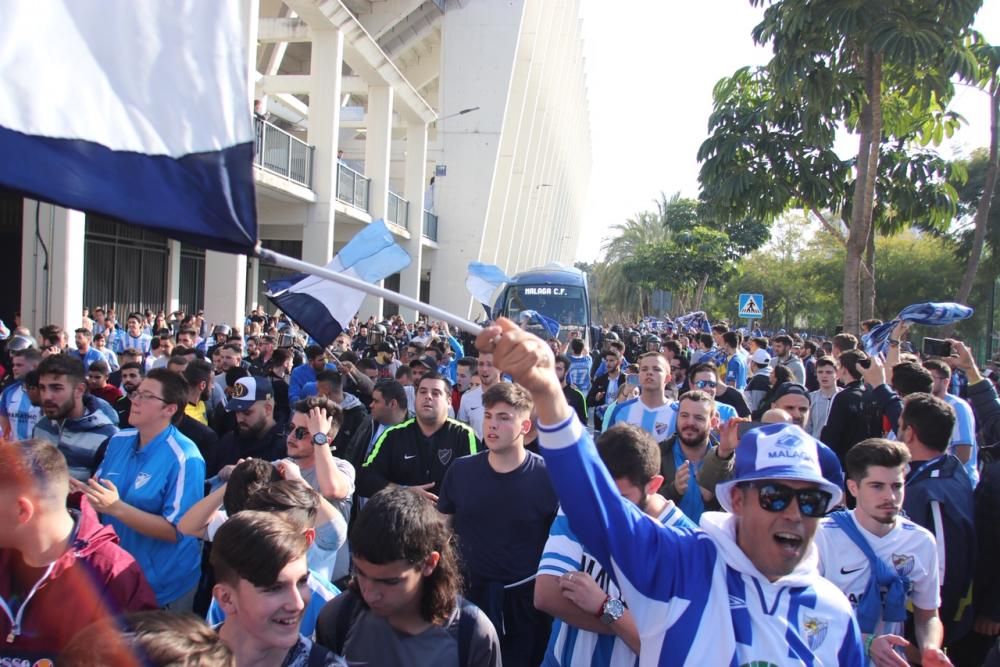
[738,293,764,319]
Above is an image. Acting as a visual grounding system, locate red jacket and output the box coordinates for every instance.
[0,493,157,659]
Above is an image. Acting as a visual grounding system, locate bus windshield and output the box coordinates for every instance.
[505,285,587,335]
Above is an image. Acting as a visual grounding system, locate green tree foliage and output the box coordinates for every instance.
[700,0,982,334]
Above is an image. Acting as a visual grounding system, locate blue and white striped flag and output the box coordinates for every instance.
[675,311,711,334]
[519,310,561,338]
[0,1,256,253]
[862,302,974,357]
[466,262,509,318]
[267,220,411,346]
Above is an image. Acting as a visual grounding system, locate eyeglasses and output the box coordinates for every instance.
[746,482,832,518]
[670,365,682,371]
[291,426,311,440]
[132,390,167,404]
[694,380,717,389]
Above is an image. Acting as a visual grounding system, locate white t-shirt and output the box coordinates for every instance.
[458,385,485,440]
[814,509,940,638]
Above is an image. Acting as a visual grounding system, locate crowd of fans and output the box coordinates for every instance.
[2,305,1000,665]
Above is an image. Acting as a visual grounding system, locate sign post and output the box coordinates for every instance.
[738,294,764,332]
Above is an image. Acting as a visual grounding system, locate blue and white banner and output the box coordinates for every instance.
[466,262,509,317]
[674,311,712,334]
[862,302,974,358]
[267,220,411,346]
[519,309,561,338]
[0,1,256,253]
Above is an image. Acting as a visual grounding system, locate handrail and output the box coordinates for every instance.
[253,116,314,188]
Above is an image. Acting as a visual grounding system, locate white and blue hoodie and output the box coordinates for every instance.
[537,415,864,666]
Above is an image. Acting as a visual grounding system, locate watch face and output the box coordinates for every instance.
[602,597,625,622]
[311,433,329,446]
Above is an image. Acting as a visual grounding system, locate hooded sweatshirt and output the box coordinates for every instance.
[537,414,863,666]
[0,493,157,659]
[33,394,119,481]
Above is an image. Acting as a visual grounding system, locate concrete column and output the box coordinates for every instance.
[303,28,344,266]
[399,122,429,321]
[247,257,261,310]
[19,202,84,335]
[203,251,247,331]
[359,85,394,320]
[165,240,182,315]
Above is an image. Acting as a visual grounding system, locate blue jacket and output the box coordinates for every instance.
[33,394,119,481]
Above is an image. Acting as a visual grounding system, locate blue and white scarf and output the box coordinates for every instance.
[862,302,973,358]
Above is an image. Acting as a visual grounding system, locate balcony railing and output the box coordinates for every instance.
[387,191,409,230]
[423,210,438,241]
[336,163,370,211]
[254,117,314,188]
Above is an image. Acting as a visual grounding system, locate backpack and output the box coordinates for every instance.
[327,590,477,666]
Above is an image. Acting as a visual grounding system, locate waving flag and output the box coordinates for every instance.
[675,311,712,334]
[466,262,509,318]
[519,310,561,338]
[267,220,411,346]
[0,2,256,253]
[863,302,974,357]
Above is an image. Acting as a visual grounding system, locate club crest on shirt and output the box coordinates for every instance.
[892,553,915,577]
[438,449,453,465]
[655,422,671,437]
[134,472,152,490]
[803,616,828,650]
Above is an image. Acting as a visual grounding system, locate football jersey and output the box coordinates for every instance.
[605,398,677,442]
[538,415,864,666]
[539,503,696,666]
[0,380,40,439]
[944,394,978,487]
[814,509,939,638]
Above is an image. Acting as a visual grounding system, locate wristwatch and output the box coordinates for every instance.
[598,595,625,625]
[311,432,330,447]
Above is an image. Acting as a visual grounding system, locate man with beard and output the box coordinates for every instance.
[114,362,144,428]
[813,439,948,666]
[209,376,287,478]
[769,334,806,385]
[656,390,721,523]
[178,359,221,469]
[33,354,119,481]
[360,372,478,501]
[770,382,812,430]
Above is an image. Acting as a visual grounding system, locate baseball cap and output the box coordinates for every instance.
[410,355,437,370]
[750,349,771,365]
[715,423,844,513]
[226,376,274,412]
[771,382,810,401]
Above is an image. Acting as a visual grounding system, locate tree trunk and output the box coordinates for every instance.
[843,46,883,336]
[861,229,876,321]
[693,274,710,311]
[953,77,999,311]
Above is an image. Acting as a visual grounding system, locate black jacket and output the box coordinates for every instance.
[209,422,288,477]
[333,402,368,464]
[716,386,751,418]
[358,418,479,497]
[819,380,882,463]
[587,371,624,409]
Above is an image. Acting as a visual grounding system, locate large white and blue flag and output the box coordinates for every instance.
[465,262,509,317]
[0,1,256,253]
[863,302,974,357]
[267,220,411,346]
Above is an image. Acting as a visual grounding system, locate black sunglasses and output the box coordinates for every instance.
[746,482,832,518]
[292,426,310,440]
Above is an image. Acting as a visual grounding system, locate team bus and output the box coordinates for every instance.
[493,263,594,348]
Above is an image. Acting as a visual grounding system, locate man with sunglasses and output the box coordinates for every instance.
[476,318,863,665]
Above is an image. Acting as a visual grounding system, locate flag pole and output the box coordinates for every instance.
[255,246,485,336]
